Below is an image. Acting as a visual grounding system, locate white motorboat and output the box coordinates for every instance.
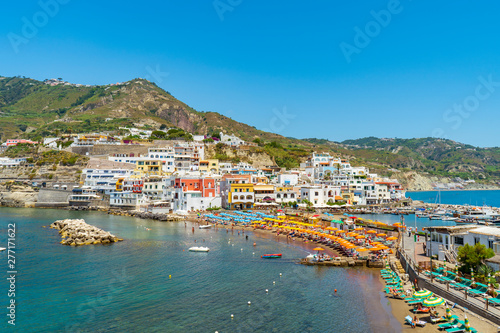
[0,247,5,251]
[189,246,210,252]
[199,225,211,229]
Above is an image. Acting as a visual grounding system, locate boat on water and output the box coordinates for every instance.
[189,247,210,252]
[441,216,457,221]
[199,225,211,229]
[261,253,282,259]
[0,247,5,251]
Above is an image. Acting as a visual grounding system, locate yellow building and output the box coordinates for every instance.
[135,159,163,177]
[228,183,254,209]
[199,159,219,174]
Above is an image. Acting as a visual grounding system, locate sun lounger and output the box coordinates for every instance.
[412,306,430,313]
[467,286,488,297]
[445,324,466,333]
[450,280,472,290]
[430,315,459,324]
[404,315,426,327]
[484,294,500,306]
[438,318,461,330]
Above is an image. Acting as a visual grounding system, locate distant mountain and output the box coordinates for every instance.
[311,137,500,181]
[1,76,499,185]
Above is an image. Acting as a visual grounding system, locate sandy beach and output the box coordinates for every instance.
[205,220,499,332]
[383,274,498,332]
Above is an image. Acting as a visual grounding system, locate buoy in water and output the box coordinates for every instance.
[265,289,268,293]
[273,281,276,284]
[253,242,256,246]
[231,314,234,318]
[169,275,172,279]
[247,301,251,305]
[280,273,282,277]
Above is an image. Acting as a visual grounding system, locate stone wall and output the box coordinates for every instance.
[37,188,71,205]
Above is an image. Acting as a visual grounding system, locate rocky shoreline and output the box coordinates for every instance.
[49,219,123,246]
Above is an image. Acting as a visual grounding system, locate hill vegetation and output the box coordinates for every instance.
[1,76,499,185]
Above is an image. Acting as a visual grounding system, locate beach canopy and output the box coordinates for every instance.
[355,235,365,239]
[376,233,387,237]
[422,297,445,307]
[354,227,363,231]
[413,289,433,299]
[357,247,368,252]
[313,247,324,251]
[387,236,398,241]
[366,230,376,234]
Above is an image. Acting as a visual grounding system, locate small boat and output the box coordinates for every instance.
[0,247,5,252]
[199,225,211,229]
[261,253,282,259]
[189,247,210,252]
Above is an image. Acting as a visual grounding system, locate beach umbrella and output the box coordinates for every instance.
[313,247,324,252]
[357,247,368,252]
[387,236,398,241]
[445,305,452,320]
[413,289,433,298]
[376,233,387,237]
[355,235,365,239]
[423,297,445,307]
[366,230,376,234]
[464,314,470,332]
[354,227,363,231]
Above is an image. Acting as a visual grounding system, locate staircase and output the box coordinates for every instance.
[440,245,457,265]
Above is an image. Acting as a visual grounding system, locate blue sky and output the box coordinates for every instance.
[1,1,499,147]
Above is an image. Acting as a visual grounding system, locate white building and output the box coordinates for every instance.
[426,226,500,268]
[278,173,299,186]
[82,168,133,194]
[0,157,26,167]
[219,132,245,146]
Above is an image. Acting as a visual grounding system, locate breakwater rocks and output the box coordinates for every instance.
[50,219,123,246]
[108,210,185,222]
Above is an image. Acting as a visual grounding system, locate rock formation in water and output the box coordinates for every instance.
[50,219,123,246]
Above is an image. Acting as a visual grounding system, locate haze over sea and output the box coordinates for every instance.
[0,208,401,333]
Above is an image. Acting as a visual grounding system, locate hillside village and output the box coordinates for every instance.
[0,129,406,211]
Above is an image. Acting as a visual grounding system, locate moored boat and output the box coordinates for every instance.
[199,225,211,229]
[189,246,210,252]
[261,253,282,259]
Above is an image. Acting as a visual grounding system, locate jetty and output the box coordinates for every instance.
[50,219,123,246]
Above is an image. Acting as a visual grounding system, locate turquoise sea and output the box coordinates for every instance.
[407,189,500,207]
[0,208,401,332]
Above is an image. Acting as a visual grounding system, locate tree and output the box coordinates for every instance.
[457,243,495,274]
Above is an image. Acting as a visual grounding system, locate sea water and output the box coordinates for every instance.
[0,208,401,332]
[406,189,500,207]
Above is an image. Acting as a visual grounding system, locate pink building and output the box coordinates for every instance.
[5,139,39,146]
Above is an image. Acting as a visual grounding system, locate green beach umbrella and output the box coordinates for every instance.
[423,296,445,307]
[464,314,470,332]
[413,289,433,299]
[446,305,451,320]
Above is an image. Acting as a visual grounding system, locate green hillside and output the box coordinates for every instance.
[1,76,499,184]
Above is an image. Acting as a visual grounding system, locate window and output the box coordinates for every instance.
[474,237,480,245]
[489,240,494,249]
[454,237,464,246]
